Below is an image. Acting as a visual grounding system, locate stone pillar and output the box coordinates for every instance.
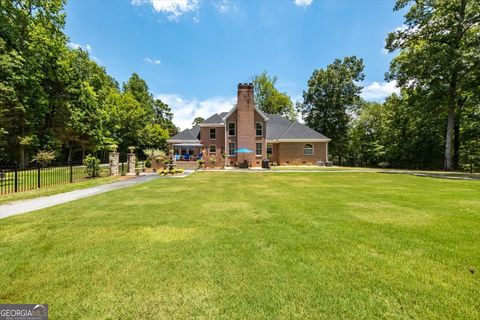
[127,153,136,175]
[109,152,119,176]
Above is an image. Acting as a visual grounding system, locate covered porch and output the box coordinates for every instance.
[171,143,204,161]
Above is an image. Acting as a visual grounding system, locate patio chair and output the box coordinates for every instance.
[184,154,190,161]
[175,154,180,161]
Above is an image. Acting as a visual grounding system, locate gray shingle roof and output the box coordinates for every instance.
[266,114,329,140]
[168,125,200,141]
[266,114,293,140]
[279,121,329,140]
[201,113,224,124]
[169,113,329,142]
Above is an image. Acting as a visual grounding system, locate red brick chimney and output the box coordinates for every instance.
[236,83,256,163]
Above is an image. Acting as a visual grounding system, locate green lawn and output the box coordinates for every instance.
[0,172,479,319]
[0,175,125,205]
[0,164,111,195]
[271,166,377,171]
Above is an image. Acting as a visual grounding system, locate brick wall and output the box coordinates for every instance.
[276,142,328,165]
[226,110,237,165]
[200,126,225,160]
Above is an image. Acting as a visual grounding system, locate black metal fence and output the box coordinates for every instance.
[0,162,110,195]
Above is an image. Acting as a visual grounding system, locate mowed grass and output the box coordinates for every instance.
[0,172,479,319]
[0,175,123,205]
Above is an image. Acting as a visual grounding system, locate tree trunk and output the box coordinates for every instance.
[19,146,25,168]
[67,145,72,163]
[444,82,457,171]
[453,113,460,170]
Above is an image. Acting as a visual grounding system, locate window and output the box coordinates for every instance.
[255,122,263,136]
[228,143,236,156]
[209,128,216,140]
[256,143,262,157]
[304,144,314,155]
[209,145,216,154]
[267,144,273,157]
[228,123,236,136]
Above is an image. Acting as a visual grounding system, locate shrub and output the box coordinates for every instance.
[197,159,205,169]
[83,155,100,178]
[209,156,216,165]
[33,150,56,166]
[145,158,152,168]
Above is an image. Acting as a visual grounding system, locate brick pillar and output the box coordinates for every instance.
[127,153,136,175]
[109,152,119,176]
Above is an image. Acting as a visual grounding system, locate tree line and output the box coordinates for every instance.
[1,0,478,171]
[253,0,479,171]
[0,0,177,167]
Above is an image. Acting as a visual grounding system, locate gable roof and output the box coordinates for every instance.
[266,114,330,142]
[201,113,225,125]
[168,114,330,143]
[279,121,329,140]
[265,114,293,140]
[222,104,269,123]
[167,125,200,142]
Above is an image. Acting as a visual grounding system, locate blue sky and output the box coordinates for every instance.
[65,0,404,129]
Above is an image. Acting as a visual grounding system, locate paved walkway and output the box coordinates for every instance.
[0,171,194,219]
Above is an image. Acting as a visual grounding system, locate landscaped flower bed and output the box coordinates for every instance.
[158,168,184,175]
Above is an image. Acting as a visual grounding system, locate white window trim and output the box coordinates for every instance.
[228,122,236,136]
[228,143,236,157]
[255,122,263,137]
[209,144,216,154]
[209,128,216,140]
[304,144,314,156]
[256,143,262,157]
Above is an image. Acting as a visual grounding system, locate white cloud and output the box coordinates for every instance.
[156,94,236,130]
[145,57,161,64]
[216,0,230,13]
[68,42,92,51]
[213,0,242,14]
[361,81,399,101]
[294,0,313,7]
[132,0,199,20]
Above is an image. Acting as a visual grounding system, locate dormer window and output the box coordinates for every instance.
[255,122,263,136]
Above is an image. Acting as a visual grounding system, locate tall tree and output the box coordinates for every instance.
[386,0,480,170]
[192,117,205,126]
[0,0,67,166]
[252,71,296,120]
[153,99,177,136]
[346,101,385,167]
[298,56,365,164]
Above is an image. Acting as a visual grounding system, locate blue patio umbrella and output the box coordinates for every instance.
[235,148,253,166]
[235,148,254,154]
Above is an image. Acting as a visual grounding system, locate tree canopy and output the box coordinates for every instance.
[385,0,480,170]
[252,72,297,120]
[0,0,176,165]
[298,56,365,163]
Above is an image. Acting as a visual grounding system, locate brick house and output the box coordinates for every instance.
[167,83,331,167]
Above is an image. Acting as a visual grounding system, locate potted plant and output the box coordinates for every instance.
[209,156,216,168]
[197,159,205,169]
